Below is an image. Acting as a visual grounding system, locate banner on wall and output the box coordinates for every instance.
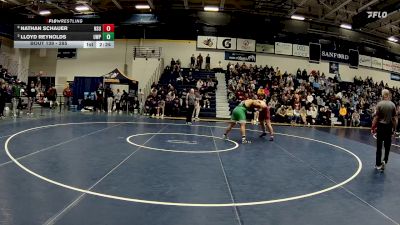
[217,37,237,50]
[393,62,400,73]
[197,36,217,49]
[359,55,372,67]
[390,73,400,81]
[256,43,274,53]
[371,57,383,69]
[225,51,256,62]
[382,60,393,71]
[236,38,256,52]
[275,42,292,55]
[292,44,309,57]
[329,62,339,74]
[320,46,349,63]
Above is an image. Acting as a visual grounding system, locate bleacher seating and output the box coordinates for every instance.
[158,68,217,118]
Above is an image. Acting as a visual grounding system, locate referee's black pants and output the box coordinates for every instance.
[376,123,393,166]
[186,105,195,123]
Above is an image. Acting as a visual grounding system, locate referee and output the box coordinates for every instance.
[371,89,397,171]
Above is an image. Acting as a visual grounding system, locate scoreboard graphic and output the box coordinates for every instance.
[14,24,115,49]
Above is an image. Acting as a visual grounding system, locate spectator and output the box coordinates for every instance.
[268,95,278,115]
[0,81,5,118]
[352,110,361,127]
[339,105,348,126]
[47,85,57,109]
[190,54,196,69]
[286,106,294,124]
[186,88,196,125]
[196,79,204,90]
[170,58,176,68]
[114,89,122,112]
[105,86,114,113]
[120,90,128,111]
[27,82,37,115]
[275,105,286,123]
[192,89,201,121]
[138,88,144,114]
[300,106,307,125]
[63,84,73,109]
[197,54,203,70]
[203,92,211,108]
[307,104,318,125]
[306,92,314,105]
[11,81,22,117]
[205,54,211,71]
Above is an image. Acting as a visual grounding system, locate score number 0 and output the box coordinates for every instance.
[102,24,114,32]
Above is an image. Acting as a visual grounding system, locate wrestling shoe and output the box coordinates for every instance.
[381,161,386,171]
[375,164,384,172]
[242,138,251,144]
[269,136,274,141]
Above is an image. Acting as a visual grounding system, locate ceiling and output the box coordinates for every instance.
[0,0,399,41]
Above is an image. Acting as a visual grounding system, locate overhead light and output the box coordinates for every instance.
[204,6,219,11]
[39,10,51,15]
[135,4,150,9]
[75,5,90,11]
[388,36,398,43]
[291,15,305,21]
[340,23,352,30]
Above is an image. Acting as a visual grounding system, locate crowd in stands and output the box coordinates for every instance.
[3,56,399,128]
[1,54,217,120]
[226,62,400,127]
[0,65,76,118]
[142,55,217,121]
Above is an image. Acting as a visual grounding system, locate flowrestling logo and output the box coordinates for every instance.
[367,11,388,19]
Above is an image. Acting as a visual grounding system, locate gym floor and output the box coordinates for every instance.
[0,114,400,225]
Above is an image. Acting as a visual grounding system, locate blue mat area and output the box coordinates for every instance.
[0,114,400,225]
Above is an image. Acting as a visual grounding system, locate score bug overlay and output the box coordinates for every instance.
[14,23,115,49]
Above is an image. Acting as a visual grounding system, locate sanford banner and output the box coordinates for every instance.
[320,45,349,63]
[225,51,256,62]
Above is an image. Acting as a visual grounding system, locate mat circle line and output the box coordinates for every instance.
[126,132,239,153]
[4,121,363,207]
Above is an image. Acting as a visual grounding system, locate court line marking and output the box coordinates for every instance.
[126,133,239,153]
[273,142,399,225]
[5,122,362,207]
[166,140,198,145]
[43,125,169,225]
[0,124,122,168]
[210,128,243,225]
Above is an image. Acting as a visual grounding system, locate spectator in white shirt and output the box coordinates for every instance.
[306,92,314,104]
[352,110,361,127]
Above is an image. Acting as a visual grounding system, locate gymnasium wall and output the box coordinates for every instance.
[25,39,398,88]
[29,49,57,76]
[0,37,30,81]
[141,39,394,87]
